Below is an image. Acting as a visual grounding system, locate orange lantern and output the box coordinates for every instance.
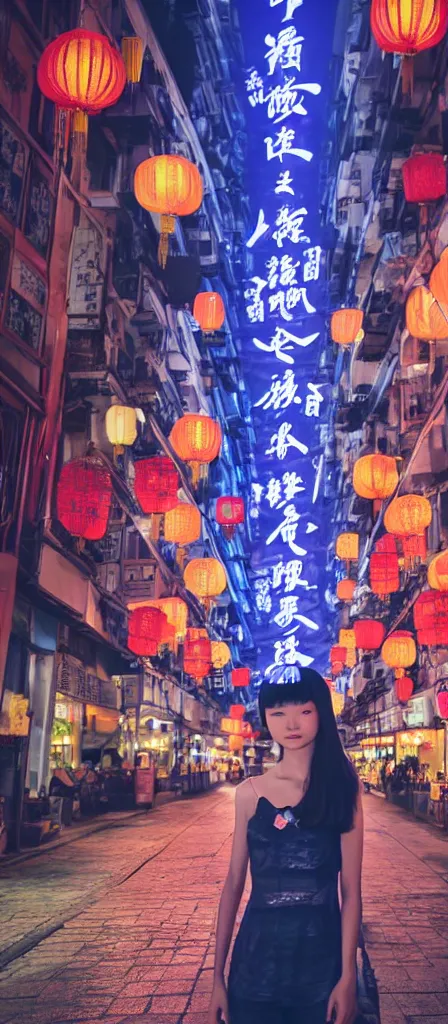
[56,456,112,541]
[336,579,356,602]
[406,286,448,340]
[335,532,359,562]
[396,676,414,703]
[428,551,448,591]
[211,641,231,669]
[353,454,399,501]
[216,496,245,540]
[429,247,448,307]
[384,495,431,569]
[370,0,448,54]
[127,606,168,657]
[339,629,356,669]
[121,37,144,84]
[403,153,447,204]
[229,735,243,752]
[193,292,226,334]
[221,717,242,735]
[232,668,251,688]
[169,414,222,486]
[184,558,226,601]
[38,29,126,166]
[164,503,201,545]
[134,155,203,266]
[330,309,364,345]
[382,630,417,678]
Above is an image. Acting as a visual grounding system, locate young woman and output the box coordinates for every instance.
[208,668,363,1024]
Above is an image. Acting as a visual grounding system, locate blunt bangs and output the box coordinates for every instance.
[258,669,330,728]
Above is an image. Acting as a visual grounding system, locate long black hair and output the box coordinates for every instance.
[258,669,359,833]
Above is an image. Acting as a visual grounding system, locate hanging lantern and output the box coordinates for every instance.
[56,456,112,541]
[406,286,448,340]
[134,155,203,266]
[335,532,359,562]
[370,0,448,54]
[211,641,231,669]
[353,454,399,501]
[164,503,201,545]
[331,691,345,716]
[402,153,446,204]
[105,405,137,455]
[437,682,448,719]
[417,624,448,645]
[184,558,227,601]
[230,704,246,719]
[337,579,356,602]
[429,247,448,306]
[232,668,251,688]
[127,606,168,657]
[428,551,448,591]
[229,735,243,752]
[396,676,414,703]
[382,630,417,678]
[134,457,179,515]
[193,292,226,335]
[353,619,386,652]
[330,645,347,676]
[413,590,448,628]
[38,29,126,174]
[339,629,356,668]
[221,717,242,735]
[385,495,431,569]
[138,597,188,653]
[169,414,221,486]
[184,627,211,681]
[330,308,364,345]
[216,496,245,540]
[369,535,400,598]
[121,36,144,83]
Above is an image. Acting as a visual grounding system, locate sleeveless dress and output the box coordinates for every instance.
[227,791,342,1011]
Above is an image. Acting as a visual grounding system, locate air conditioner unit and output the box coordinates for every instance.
[89,154,124,209]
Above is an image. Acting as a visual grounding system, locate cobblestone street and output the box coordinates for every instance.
[0,786,447,1024]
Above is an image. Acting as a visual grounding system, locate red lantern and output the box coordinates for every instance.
[413,591,448,630]
[184,627,211,681]
[242,722,253,739]
[216,497,245,539]
[395,676,414,703]
[330,645,347,676]
[193,292,225,333]
[353,619,386,652]
[128,606,168,657]
[417,624,448,646]
[134,457,179,513]
[232,668,250,688]
[370,0,448,55]
[402,153,446,204]
[57,457,112,540]
[230,704,246,719]
[437,684,448,719]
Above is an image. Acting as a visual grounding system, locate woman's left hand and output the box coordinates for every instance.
[326,972,358,1024]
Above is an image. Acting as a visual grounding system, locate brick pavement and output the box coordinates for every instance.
[0,786,447,1023]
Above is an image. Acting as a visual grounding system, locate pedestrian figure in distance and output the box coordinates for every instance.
[208,669,364,1024]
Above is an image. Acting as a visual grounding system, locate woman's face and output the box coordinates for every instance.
[265,701,319,751]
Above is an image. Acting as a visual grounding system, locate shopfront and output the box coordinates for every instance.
[396,728,445,780]
[359,735,395,787]
[52,653,120,770]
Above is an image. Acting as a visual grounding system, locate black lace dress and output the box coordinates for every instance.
[228,795,342,1010]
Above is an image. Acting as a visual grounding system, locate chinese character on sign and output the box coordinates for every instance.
[245,276,267,323]
[255,577,272,613]
[304,382,324,417]
[254,369,302,412]
[272,635,314,668]
[273,205,310,248]
[246,209,270,249]
[253,327,320,364]
[250,482,264,519]
[266,422,309,459]
[266,504,307,557]
[283,470,306,500]
[270,0,304,22]
[303,246,322,282]
[267,284,316,320]
[245,68,264,107]
[265,127,313,164]
[264,472,305,509]
[275,170,295,196]
[266,255,300,289]
[273,559,308,591]
[266,477,283,509]
[274,596,319,633]
[265,28,304,76]
[266,78,321,124]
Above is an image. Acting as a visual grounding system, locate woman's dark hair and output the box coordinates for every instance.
[258,669,359,833]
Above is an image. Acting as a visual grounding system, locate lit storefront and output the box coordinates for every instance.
[51,653,120,770]
[396,729,445,779]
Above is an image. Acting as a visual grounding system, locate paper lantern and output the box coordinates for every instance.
[369,536,400,597]
[429,247,448,306]
[337,579,356,602]
[403,153,446,205]
[193,292,225,333]
[330,308,364,345]
[38,29,126,147]
[169,414,221,484]
[134,156,203,266]
[382,630,416,677]
[330,645,347,676]
[370,0,448,54]
[134,457,179,514]
[232,668,251,688]
[184,558,227,600]
[105,405,137,449]
[56,457,112,541]
[211,641,231,669]
[335,532,359,562]
[428,551,448,591]
[417,624,448,646]
[230,704,246,719]
[184,627,211,681]
[353,619,386,651]
[216,496,245,540]
[396,676,414,703]
[331,691,345,716]
[401,534,427,566]
[148,597,188,643]
[121,36,144,83]
[128,606,168,657]
[385,496,431,567]
[339,629,356,649]
[164,503,201,545]
[353,454,399,500]
[413,590,448,629]
[437,683,448,719]
[406,286,448,340]
[221,717,242,735]
[229,734,243,752]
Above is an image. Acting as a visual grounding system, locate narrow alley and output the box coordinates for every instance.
[0,788,447,1024]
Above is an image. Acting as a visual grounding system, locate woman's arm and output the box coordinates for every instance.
[339,778,364,981]
[212,782,252,983]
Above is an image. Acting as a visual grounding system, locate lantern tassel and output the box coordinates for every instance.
[175,547,187,571]
[71,109,88,191]
[158,215,175,268]
[401,56,414,99]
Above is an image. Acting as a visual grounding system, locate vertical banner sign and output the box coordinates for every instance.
[237,0,336,678]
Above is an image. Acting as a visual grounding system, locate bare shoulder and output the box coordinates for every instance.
[235,777,257,808]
